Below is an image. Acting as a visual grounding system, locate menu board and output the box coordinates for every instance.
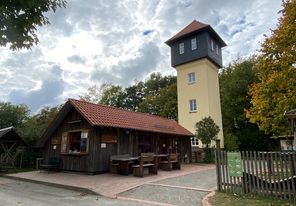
[227,152,243,177]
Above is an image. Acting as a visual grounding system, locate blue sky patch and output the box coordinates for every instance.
[143,30,154,36]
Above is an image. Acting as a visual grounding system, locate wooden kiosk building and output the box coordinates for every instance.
[37,99,193,173]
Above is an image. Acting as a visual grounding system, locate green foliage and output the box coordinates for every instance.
[0,102,60,167]
[195,116,220,148]
[143,72,176,96]
[246,0,296,135]
[0,0,66,50]
[224,133,239,151]
[220,58,258,133]
[219,58,270,151]
[85,72,178,120]
[138,73,177,119]
[203,148,215,163]
[79,85,101,103]
[19,106,61,143]
[138,82,177,119]
[99,84,125,108]
[122,81,145,111]
[0,102,30,128]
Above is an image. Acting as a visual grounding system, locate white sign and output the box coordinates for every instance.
[101,143,106,148]
[81,131,88,139]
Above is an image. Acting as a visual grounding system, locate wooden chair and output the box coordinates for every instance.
[161,153,181,171]
[132,153,157,177]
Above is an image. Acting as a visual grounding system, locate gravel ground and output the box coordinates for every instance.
[119,184,208,206]
[154,168,217,190]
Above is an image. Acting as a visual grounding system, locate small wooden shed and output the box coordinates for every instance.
[0,127,27,169]
[37,99,193,174]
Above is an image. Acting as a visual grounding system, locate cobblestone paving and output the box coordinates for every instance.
[119,184,208,206]
[118,168,216,206]
[154,168,217,190]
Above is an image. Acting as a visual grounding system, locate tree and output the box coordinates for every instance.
[143,72,176,96]
[19,105,61,143]
[82,72,177,119]
[136,72,177,118]
[79,84,101,103]
[246,0,296,135]
[195,116,220,148]
[156,83,178,120]
[219,58,270,151]
[99,84,125,108]
[0,102,30,129]
[139,82,178,120]
[0,0,66,50]
[122,81,145,111]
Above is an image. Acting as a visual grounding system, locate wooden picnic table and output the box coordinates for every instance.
[112,156,139,175]
[111,154,169,175]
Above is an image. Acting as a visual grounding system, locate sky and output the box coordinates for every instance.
[0,0,283,113]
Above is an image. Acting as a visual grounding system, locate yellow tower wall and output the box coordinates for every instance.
[176,58,224,148]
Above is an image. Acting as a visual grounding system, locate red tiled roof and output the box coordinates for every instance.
[69,99,193,136]
[165,20,209,44]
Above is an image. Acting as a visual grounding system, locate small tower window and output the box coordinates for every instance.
[179,42,184,54]
[187,72,196,84]
[191,137,199,146]
[216,45,219,55]
[211,40,214,51]
[189,99,197,112]
[191,38,197,50]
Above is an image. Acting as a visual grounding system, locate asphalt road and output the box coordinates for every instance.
[0,177,149,206]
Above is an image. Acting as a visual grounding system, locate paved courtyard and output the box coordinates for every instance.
[2,164,216,206]
[118,169,216,206]
[0,177,149,206]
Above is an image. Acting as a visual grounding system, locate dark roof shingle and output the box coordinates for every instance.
[166,20,209,44]
[165,20,226,47]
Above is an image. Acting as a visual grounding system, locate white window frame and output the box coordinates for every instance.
[191,38,197,50]
[191,137,199,146]
[216,45,219,55]
[187,72,196,84]
[179,42,184,54]
[189,99,197,112]
[211,40,214,51]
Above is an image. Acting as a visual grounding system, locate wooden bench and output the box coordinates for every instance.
[110,154,130,174]
[132,153,157,177]
[160,153,181,171]
[39,157,60,171]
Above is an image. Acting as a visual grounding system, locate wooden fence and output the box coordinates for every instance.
[215,150,296,201]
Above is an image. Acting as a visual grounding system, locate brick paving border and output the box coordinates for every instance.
[201,190,215,206]
[117,196,176,206]
[146,183,212,192]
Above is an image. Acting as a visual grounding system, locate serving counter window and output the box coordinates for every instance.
[60,131,89,154]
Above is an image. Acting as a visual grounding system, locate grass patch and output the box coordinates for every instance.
[210,192,296,206]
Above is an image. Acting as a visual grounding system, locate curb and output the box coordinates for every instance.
[2,175,100,196]
[202,190,216,206]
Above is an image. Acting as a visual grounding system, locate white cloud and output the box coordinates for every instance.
[0,0,282,112]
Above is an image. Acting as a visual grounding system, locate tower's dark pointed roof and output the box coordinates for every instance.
[165,20,226,47]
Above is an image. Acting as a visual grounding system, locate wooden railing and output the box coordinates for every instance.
[215,150,296,201]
